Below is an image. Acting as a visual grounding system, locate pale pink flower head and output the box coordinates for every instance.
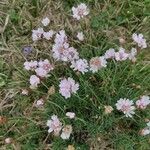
[115,47,129,61]
[66,112,75,119]
[115,98,135,118]
[136,95,150,110]
[72,3,89,20]
[105,48,115,59]
[90,56,107,73]
[32,28,44,41]
[47,115,62,136]
[67,47,79,61]
[59,77,79,99]
[43,30,54,40]
[29,75,40,89]
[24,60,38,71]
[60,125,72,140]
[35,98,44,108]
[54,30,68,44]
[77,32,84,41]
[35,67,48,78]
[71,59,89,74]
[41,17,50,26]
[38,59,54,72]
[128,48,137,62]
[132,33,147,49]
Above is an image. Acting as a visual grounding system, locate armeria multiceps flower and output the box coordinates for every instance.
[72,3,89,20]
[105,48,115,59]
[128,48,137,62]
[136,95,150,110]
[115,47,129,61]
[89,56,107,73]
[35,98,44,108]
[43,30,54,40]
[46,115,62,136]
[59,77,79,99]
[24,60,38,71]
[70,59,89,74]
[77,32,84,41]
[32,28,44,41]
[60,125,72,140]
[41,17,50,26]
[132,33,147,49]
[66,112,75,119]
[35,67,48,78]
[115,98,135,117]
[52,30,79,61]
[29,75,40,89]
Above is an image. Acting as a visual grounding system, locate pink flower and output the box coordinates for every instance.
[115,98,135,118]
[71,59,88,74]
[72,3,89,20]
[59,77,79,99]
[128,48,137,62]
[77,32,84,41]
[89,56,107,73]
[115,47,129,61]
[105,48,115,59]
[132,33,147,49]
[43,30,54,40]
[32,28,44,41]
[29,75,40,88]
[47,115,62,136]
[35,67,48,78]
[66,112,75,119]
[24,60,38,71]
[136,95,150,109]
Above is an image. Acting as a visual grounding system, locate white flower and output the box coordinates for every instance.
[115,98,135,118]
[35,98,44,107]
[90,56,107,73]
[47,115,62,135]
[136,95,150,109]
[128,48,137,62]
[71,59,88,74]
[60,125,72,140]
[35,67,48,78]
[115,47,129,61]
[132,33,147,49]
[77,32,84,41]
[41,17,50,26]
[32,28,44,41]
[43,30,54,40]
[66,112,75,119]
[105,48,115,59]
[29,75,40,88]
[24,60,38,71]
[72,3,89,20]
[59,77,79,99]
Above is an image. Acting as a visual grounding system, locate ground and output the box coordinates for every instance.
[0,0,150,150]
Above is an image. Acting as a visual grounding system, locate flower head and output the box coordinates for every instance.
[136,95,150,109]
[47,115,62,136]
[61,125,72,140]
[43,30,54,40]
[66,112,75,119]
[71,59,88,74]
[105,48,115,59]
[128,48,137,62]
[29,75,40,89]
[77,32,84,41]
[35,98,44,108]
[32,28,44,41]
[115,98,135,117]
[90,56,107,73]
[132,33,147,49]
[59,77,79,99]
[115,47,129,61]
[24,60,38,71]
[41,17,50,26]
[72,3,89,20]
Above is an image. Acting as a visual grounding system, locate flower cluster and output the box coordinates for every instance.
[140,121,150,136]
[59,77,79,99]
[116,96,150,118]
[47,115,73,139]
[24,59,53,89]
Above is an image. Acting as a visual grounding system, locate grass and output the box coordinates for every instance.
[0,0,150,149]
